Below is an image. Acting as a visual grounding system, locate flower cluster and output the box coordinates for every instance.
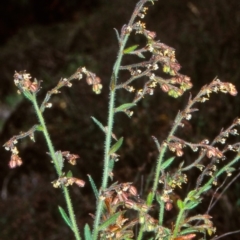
[98,182,139,239]
[8,148,23,168]
[4,137,22,168]
[61,151,79,165]
[52,175,85,188]
[81,67,102,94]
[14,71,41,94]
[117,12,193,107]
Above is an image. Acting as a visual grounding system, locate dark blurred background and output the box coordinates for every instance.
[0,0,240,239]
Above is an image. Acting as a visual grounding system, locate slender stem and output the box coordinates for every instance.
[92,31,130,240]
[137,227,144,240]
[159,198,164,225]
[63,187,81,240]
[173,207,185,237]
[152,146,167,195]
[31,94,81,240]
[199,153,240,195]
[92,1,150,238]
[151,116,181,203]
[32,95,61,175]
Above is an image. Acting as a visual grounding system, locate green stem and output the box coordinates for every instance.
[152,147,167,196]
[173,207,185,237]
[159,198,164,225]
[199,153,240,195]
[151,112,183,204]
[137,226,144,240]
[31,94,81,240]
[92,2,150,238]
[92,33,130,240]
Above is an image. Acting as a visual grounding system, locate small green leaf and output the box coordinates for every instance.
[109,137,123,155]
[91,117,105,133]
[87,174,98,199]
[55,151,64,172]
[35,125,44,131]
[84,223,92,240]
[161,157,175,170]
[123,45,139,54]
[66,170,73,177]
[58,206,72,229]
[177,199,184,210]
[98,212,122,231]
[147,191,154,206]
[115,103,136,113]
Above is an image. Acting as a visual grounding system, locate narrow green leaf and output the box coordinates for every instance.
[55,151,64,172]
[200,184,211,194]
[123,44,139,54]
[115,103,136,113]
[177,199,184,210]
[84,223,92,240]
[109,137,123,155]
[179,228,198,235]
[147,191,154,206]
[187,189,197,199]
[161,157,175,170]
[58,206,72,229]
[98,212,122,231]
[87,174,98,199]
[185,201,200,210]
[226,167,236,173]
[66,170,73,177]
[35,124,44,131]
[91,116,105,133]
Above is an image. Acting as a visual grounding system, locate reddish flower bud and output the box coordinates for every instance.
[74,178,85,187]
[125,200,135,209]
[112,196,120,205]
[165,202,173,211]
[29,82,39,93]
[176,149,184,157]
[86,77,93,85]
[145,30,156,39]
[161,84,169,92]
[128,185,138,196]
[9,154,22,168]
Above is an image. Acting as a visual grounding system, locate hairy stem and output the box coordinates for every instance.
[92,30,131,240]
[92,1,155,239]
[32,94,81,240]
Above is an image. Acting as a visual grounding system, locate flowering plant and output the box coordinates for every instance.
[4,0,240,239]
